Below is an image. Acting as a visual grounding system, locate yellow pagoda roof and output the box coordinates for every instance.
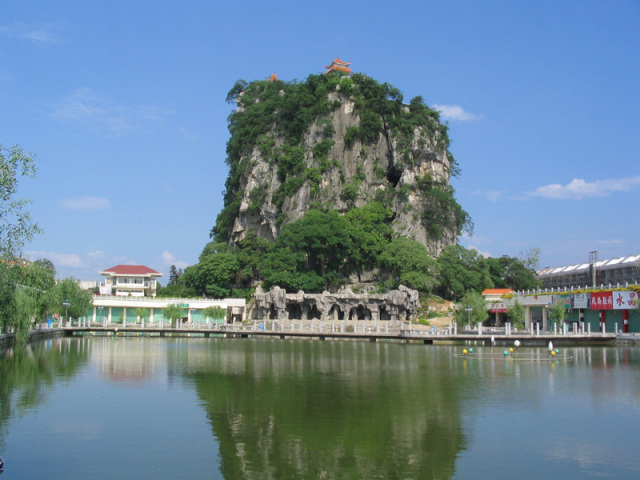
[267,72,278,81]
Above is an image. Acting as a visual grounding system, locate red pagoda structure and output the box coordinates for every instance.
[267,72,278,82]
[324,57,352,75]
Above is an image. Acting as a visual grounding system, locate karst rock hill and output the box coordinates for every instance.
[212,71,471,256]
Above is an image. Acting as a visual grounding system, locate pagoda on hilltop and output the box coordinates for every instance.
[324,57,352,75]
[267,72,278,82]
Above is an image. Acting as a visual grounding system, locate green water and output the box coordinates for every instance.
[1,337,639,479]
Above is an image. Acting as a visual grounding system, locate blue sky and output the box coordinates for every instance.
[1,0,638,283]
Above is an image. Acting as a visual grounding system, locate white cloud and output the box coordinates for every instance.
[528,175,640,200]
[50,88,170,137]
[473,190,502,202]
[25,250,84,268]
[0,22,66,46]
[466,245,492,258]
[58,196,111,210]
[161,250,189,269]
[433,104,482,122]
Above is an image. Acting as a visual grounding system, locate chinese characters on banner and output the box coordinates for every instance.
[612,291,638,310]
[590,292,613,310]
[589,291,639,310]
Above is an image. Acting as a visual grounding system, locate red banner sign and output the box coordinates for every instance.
[591,292,613,310]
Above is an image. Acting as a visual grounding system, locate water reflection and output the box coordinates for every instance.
[176,339,466,479]
[91,336,161,385]
[0,338,89,450]
[2,338,639,480]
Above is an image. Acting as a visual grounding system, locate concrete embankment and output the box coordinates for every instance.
[0,328,64,348]
[616,333,640,345]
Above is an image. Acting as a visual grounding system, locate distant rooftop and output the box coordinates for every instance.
[538,255,640,277]
[100,265,162,276]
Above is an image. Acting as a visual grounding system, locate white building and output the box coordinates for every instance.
[99,265,163,297]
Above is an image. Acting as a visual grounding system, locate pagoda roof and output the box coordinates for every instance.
[267,72,278,81]
[324,56,352,75]
[100,265,163,277]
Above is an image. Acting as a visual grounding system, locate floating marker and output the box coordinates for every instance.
[463,349,468,355]
[469,348,474,353]
[503,350,509,356]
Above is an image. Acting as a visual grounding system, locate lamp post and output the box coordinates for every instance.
[465,305,472,330]
[62,300,71,326]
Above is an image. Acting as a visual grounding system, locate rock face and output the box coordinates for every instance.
[252,284,420,322]
[216,75,468,257]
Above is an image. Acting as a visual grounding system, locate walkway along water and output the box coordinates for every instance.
[2,318,620,346]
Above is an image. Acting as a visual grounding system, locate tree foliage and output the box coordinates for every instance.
[486,255,541,291]
[506,300,525,330]
[0,260,55,343]
[202,306,226,322]
[436,245,493,301]
[379,238,436,292]
[1,144,41,258]
[548,302,565,328]
[455,290,488,327]
[163,304,185,326]
[44,278,93,321]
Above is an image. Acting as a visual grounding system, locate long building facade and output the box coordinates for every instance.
[537,254,640,290]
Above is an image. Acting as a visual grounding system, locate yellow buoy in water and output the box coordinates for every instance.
[551,350,557,357]
[463,349,468,355]
[509,347,514,353]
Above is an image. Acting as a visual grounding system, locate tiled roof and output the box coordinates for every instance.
[482,289,514,295]
[100,265,162,276]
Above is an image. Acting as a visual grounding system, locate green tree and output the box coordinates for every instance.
[0,260,55,343]
[454,290,488,328]
[436,245,493,301]
[163,304,185,327]
[379,237,436,292]
[168,265,183,286]
[133,307,149,324]
[1,144,41,258]
[344,202,394,276]
[518,247,541,271]
[182,250,240,298]
[506,300,525,330]
[44,278,93,322]
[486,255,541,291]
[33,258,56,278]
[548,302,565,329]
[262,210,354,292]
[202,306,227,325]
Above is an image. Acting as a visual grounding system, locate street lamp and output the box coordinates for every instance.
[465,305,472,330]
[62,300,71,326]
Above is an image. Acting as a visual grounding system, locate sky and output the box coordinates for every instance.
[1,0,639,283]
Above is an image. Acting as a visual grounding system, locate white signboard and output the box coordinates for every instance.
[612,291,639,310]
[572,293,589,309]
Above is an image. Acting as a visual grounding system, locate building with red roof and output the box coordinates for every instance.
[99,265,163,297]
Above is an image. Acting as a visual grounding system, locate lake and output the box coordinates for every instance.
[1,336,639,479]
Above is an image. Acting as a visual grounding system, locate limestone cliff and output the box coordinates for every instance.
[213,73,470,256]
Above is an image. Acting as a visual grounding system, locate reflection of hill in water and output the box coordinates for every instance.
[183,339,466,479]
[0,338,90,450]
